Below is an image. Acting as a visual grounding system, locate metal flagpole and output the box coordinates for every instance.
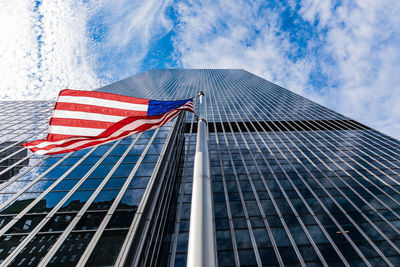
[187,91,216,267]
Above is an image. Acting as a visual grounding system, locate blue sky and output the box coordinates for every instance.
[1,0,400,139]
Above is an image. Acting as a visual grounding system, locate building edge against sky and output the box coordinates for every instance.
[0,69,400,266]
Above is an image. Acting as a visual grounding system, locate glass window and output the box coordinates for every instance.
[245,201,261,216]
[10,233,60,266]
[2,181,30,193]
[270,227,292,247]
[74,212,107,230]
[106,210,136,229]
[215,218,230,230]
[41,213,76,232]
[230,202,244,217]
[232,217,247,229]
[278,246,300,264]
[122,155,140,163]
[234,229,253,249]
[110,163,134,178]
[129,177,149,188]
[65,165,94,178]
[253,228,271,247]
[78,178,102,190]
[60,191,93,212]
[288,226,311,245]
[216,230,233,250]
[88,190,119,211]
[53,179,80,191]
[0,235,26,261]
[117,189,145,210]
[29,192,68,213]
[217,250,236,267]
[89,164,114,178]
[306,225,329,244]
[49,232,94,265]
[42,166,73,180]
[214,202,228,218]
[237,249,257,266]
[176,232,189,252]
[5,214,45,234]
[26,180,56,192]
[104,178,127,189]
[133,163,156,177]
[258,247,279,266]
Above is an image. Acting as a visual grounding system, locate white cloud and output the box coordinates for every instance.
[0,0,101,100]
[0,0,175,101]
[2,0,400,140]
[93,0,173,79]
[172,0,319,101]
[299,0,400,138]
[174,0,400,139]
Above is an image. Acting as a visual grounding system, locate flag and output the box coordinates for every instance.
[23,89,194,155]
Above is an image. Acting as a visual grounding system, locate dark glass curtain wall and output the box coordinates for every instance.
[0,70,400,266]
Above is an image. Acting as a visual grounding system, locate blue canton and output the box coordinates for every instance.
[147,99,193,116]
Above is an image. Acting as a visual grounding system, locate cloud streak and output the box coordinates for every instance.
[172,0,400,139]
[173,1,315,97]
[1,0,400,139]
[299,0,400,138]
[0,0,101,100]
[90,0,173,80]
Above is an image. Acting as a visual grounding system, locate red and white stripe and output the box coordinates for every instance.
[23,90,194,155]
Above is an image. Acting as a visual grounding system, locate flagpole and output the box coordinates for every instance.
[187,91,216,267]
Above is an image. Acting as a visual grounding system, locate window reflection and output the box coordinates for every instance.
[133,163,156,177]
[0,216,12,231]
[89,164,114,178]
[10,233,60,266]
[6,214,46,234]
[85,230,128,266]
[117,189,145,210]
[110,163,133,178]
[52,179,79,191]
[1,193,41,214]
[43,166,73,180]
[234,229,253,249]
[104,178,127,189]
[258,248,278,265]
[217,250,235,267]
[176,232,189,252]
[41,213,76,232]
[66,165,93,178]
[238,249,257,266]
[0,235,26,262]
[59,191,93,212]
[216,230,233,250]
[78,178,102,190]
[128,177,149,188]
[29,192,68,213]
[0,194,14,205]
[26,180,56,193]
[106,210,136,229]
[74,212,106,230]
[2,181,30,193]
[49,232,94,266]
[88,190,119,211]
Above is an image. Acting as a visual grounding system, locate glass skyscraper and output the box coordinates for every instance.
[0,69,400,266]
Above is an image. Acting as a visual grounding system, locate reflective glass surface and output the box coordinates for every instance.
[1,70,400,266]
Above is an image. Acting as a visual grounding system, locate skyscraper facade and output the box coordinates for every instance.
[0,69,400,266]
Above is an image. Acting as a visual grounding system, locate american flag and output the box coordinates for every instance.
[23,89,194,155]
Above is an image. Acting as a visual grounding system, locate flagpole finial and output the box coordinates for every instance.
[198,91,204,96]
